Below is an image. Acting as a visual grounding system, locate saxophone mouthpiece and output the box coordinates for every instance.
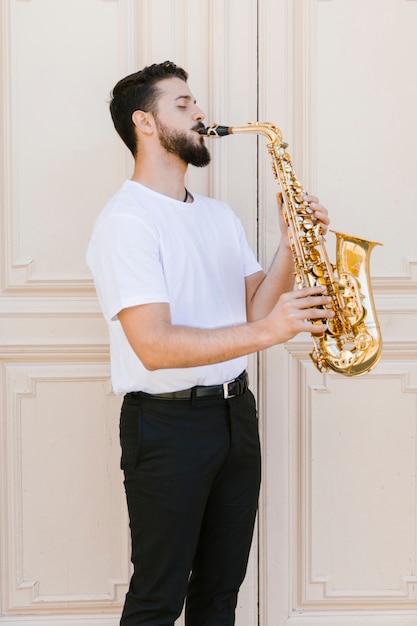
[199,124,232,137]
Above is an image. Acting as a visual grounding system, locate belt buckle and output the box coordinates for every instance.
[223,380,236,399]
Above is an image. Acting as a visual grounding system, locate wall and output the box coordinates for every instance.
[0,1,416,625]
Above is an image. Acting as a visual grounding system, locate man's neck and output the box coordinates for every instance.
[131,153,189,202]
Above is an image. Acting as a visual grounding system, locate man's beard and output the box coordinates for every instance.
[155,119,211,167]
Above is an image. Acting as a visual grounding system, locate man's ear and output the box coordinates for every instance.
[132,110,154,135]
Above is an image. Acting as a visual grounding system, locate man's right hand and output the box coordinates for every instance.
[265,286,334,344]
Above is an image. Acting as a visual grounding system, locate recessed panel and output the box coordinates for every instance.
[6,0,126,288]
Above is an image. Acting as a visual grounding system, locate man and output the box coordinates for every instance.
[87,60,333,626]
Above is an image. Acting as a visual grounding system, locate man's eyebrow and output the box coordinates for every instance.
[174,95,196,104]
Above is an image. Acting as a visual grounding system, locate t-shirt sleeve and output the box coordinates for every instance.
[88,213,169,321]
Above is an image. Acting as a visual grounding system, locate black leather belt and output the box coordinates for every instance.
[135,371,248,400]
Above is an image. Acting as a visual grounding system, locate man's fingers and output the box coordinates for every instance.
[298,294,332,309]
[293,285,327,297]
[303,193,319,204]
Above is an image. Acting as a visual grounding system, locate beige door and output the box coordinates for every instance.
[1,1,416,625]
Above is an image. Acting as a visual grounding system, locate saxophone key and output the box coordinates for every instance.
[302,218,315,230]
[312,264,325,277]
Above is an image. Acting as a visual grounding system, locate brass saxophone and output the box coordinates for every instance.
[199,122,382,376]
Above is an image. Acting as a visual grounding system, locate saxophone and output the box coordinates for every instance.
[199,122,382,377]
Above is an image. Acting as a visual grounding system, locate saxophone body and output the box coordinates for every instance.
[199,122,382,377]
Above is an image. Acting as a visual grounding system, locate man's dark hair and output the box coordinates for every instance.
[109,61,188,157]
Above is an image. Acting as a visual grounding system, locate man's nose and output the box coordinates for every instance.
[193,106,205,122]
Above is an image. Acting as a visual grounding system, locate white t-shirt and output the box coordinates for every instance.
[87,180,262,394]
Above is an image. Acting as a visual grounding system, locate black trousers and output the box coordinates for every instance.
[119,387,261,626]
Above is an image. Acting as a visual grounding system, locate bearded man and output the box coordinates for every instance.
[87,60,332,626]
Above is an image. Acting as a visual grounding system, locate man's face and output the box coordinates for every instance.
[152,77,211,167]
